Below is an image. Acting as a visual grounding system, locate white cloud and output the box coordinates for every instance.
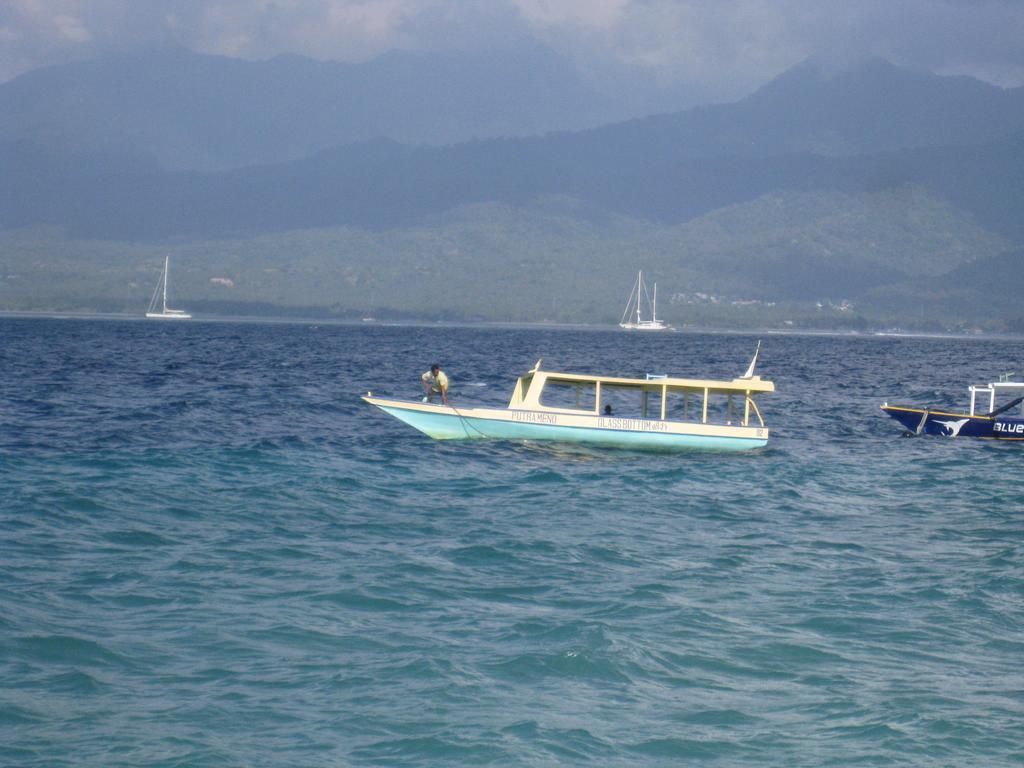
[511,0,629,29]
[52,12,91,42]
[0,0,1022,93]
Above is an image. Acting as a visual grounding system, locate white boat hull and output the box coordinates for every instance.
[145,312,192,320]
[364,396,767,452]
[619,322,670,331]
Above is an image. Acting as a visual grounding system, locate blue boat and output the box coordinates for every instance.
[364,353,775,452]
[882,375,1024,439]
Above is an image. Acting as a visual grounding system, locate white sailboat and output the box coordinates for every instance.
[146,256,191,320]
[619,270,669,330]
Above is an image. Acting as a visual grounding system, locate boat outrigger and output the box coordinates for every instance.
[881,374,1024,439]
[363,348,773,452]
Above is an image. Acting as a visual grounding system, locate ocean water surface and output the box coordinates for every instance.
[2,318,1023,766]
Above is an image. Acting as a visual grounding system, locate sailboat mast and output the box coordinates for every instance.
[162,256,169,312]
[653,282,657,322]
[636,270,642,324]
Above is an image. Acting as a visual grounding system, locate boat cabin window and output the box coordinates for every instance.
[540,379,596,412]
[664,388,747,425]
[703,392,736,425]
[664,389,703,423]
[601,385,663,419]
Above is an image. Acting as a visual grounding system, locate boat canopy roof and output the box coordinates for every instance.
[522,366,774,394]
[974,380,1024,390]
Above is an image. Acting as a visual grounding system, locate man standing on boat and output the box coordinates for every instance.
[421,364,449,405]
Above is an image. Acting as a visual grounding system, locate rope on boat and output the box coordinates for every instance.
[448,403,491,439]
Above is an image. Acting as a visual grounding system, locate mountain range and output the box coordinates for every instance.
[0,46,626,171]
[1,50,1022,329]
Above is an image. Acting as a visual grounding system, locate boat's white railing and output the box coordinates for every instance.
[969,386,990,415]
[969,381,1024,415]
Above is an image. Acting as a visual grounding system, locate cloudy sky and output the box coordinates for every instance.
[2,0,1023,97]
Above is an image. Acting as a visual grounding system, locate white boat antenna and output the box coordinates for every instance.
[741,340,761,379]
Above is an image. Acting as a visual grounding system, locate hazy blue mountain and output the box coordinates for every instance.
[729,58,1024,155]
[0,45,616,170]
[4,53,1024,175]
[4,128,1023,245]
[562,59,1024,176]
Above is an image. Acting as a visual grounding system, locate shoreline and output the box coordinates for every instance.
[0,309,1021,341]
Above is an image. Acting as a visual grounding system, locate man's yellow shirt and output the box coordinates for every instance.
[421,370,449,392]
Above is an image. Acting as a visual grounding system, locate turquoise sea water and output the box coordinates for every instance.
[2,318,1023,766]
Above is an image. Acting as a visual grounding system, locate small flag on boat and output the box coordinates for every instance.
[741,340,761,379]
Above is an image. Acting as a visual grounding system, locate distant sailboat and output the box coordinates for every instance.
[146,256,191,320]
[619,270,669,330]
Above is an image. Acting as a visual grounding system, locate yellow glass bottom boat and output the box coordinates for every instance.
[364,356,774,452]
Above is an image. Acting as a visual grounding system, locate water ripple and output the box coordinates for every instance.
[2,319,1024,766]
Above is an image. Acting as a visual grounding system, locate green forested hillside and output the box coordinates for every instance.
[0,187,1011,329]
